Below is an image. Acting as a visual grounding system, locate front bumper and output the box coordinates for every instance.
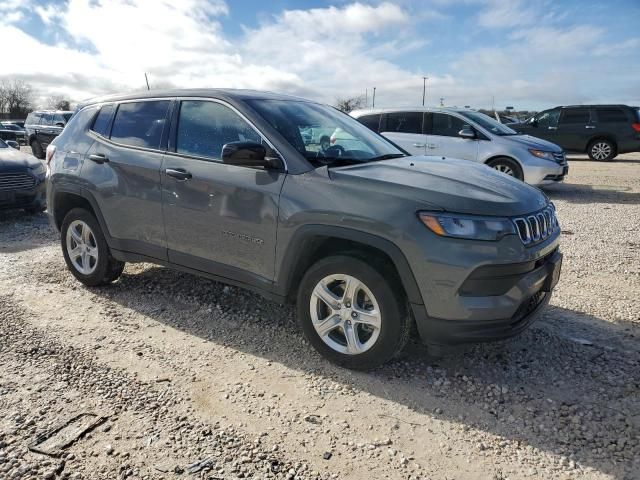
[523,160,568,185]
[0,178,46,210]
[398,222,561,346]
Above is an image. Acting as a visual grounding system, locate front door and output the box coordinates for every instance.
[380,111,426,156]
[523,109,561,144]
[161,99,285,286]
[556,107,592,151]
[426,112,479,161]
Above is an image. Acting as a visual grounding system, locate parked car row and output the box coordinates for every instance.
[0,121,27,145]
[44,89,563,369]
[24,109,73,159]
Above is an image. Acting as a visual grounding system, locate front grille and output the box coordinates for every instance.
[553,151,567,165]
[0,173,35,191]
[513,204,559,245]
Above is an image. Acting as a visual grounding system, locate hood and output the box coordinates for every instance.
[330,156,548,217]
[505,133,562,152]
[0,147,41,171]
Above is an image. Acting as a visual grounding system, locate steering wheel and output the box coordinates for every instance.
[316,144,345,165]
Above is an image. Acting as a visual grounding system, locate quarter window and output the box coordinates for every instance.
[559,108,590,125]
[110,101,170,149]
[91,104,115,137]
[385,112,423,134]
[596,108,627,123]
[431,113,470,137]
[176,101,262,161]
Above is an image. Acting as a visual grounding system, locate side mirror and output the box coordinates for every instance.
[458,128,476,140]
[55,122,65,128]
[530,119,538,127]
[6,140,20,149]
[222,141,282,169]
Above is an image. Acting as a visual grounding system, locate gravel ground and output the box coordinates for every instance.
[1,153,639,479]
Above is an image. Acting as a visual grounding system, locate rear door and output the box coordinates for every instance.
[84,99,171,260]
[379,111,426,155]
[426,112,478,161]
[593,107,630,145]
[557,107,592,151]
[161,99,285,284]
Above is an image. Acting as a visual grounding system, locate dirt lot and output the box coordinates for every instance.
[1,154,639,480]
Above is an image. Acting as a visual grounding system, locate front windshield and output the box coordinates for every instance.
[459,111,518,136]
[247,99,405,167]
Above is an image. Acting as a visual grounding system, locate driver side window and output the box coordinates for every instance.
[536,110,560,128]
[176,101,262,162]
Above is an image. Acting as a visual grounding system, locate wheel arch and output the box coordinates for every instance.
[275,225,423,306]
[51,187,113,245]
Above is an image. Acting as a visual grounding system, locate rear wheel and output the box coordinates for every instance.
[487,157,524,181]
[587,139,616,161]
[30,140,44,159]
[61,208,125,286]
[297,255,410,370]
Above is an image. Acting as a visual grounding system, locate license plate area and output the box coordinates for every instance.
[543,254,563,292]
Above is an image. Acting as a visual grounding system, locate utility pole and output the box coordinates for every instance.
[372,87,376,108]
[440,97,444,107]
[144,73,150,91]
[422,76,428,106]
[365,88,368,107]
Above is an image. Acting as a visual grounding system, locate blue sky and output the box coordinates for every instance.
[1,0,639,110]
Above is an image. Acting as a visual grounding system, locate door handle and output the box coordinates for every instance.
[88,153,109,164]
[413,143,425,148]
[585,125,595,129]
[165,168,192,180]
[427,143,437,149]
[548,126,558,130]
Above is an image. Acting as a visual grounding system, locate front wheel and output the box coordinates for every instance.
[297,255,410,370]
[61,208,125,287]
[588,139,616,161]
[487,157,524,181]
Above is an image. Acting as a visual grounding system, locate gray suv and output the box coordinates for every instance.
[46,89,562,369]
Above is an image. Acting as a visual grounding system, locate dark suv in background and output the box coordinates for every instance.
[509,105,640,161]
[24,110,73,159]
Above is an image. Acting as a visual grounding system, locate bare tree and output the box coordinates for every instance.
[335,95,366,113]
[0,80,34,116]
[45,94,72,111]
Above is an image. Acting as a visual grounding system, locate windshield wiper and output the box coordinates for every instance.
[367,153,406,162]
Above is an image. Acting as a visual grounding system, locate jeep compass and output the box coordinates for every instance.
[46,89,562,369]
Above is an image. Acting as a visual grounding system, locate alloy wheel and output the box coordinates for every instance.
[66,220,99,275]
[591,142,612,160]
[309,274,381,355]
[493,164,515,176]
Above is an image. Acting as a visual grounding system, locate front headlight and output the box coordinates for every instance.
[418,212,516,241]
[528,149,554,161]
[30,163,46,176]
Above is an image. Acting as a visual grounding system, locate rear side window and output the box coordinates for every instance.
[431,113,470,137]
[385,112,423,134]
[54,106,99,146]
[53,113,68,126]
[91,104,115,137]
[559,108,590,125]
[110,101,170,149]
[358,114,381,132]
[596,108,628,123]
[176,100,262,161]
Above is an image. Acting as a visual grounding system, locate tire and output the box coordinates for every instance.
[587,139,616,161]
[31,140,44,159]
[297,255,410,370]
[60,208,125,287]
[487,157,524,181]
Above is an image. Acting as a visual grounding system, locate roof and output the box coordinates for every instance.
[29,110,74,114]
[78,88,314,107]
[350,106,475,117]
